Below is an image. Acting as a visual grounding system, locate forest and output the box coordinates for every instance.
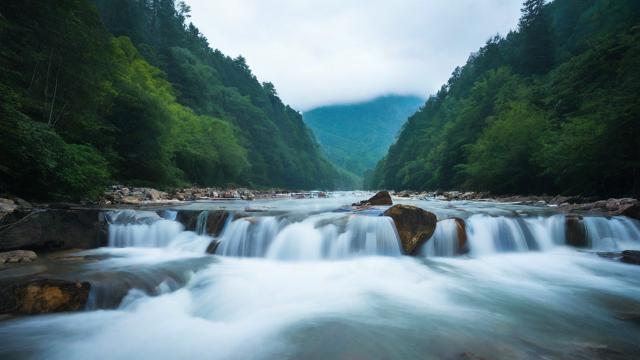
[0,0,350,201]
[369,0,640,197]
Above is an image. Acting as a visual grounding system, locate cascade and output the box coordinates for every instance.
[195,210,209,235]
[106,210,212,252]
[421,219,461,257]
[583,216,640,250]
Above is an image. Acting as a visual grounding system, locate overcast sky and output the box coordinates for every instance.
[187,0,523,110]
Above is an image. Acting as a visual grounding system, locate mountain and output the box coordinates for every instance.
[303,95,423,179]
[370,0,640,197]
[0,0,350,200]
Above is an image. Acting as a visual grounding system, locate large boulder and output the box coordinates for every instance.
[565,215,588,248]
[620,203,640,221]
[383,205,437,255]
[354,191,393,207]
[0,210,108,252]
[0,279,90,315]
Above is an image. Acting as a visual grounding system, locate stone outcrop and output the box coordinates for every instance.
[0,210,107,252]
[0,250,37,264]
[0,279,90,315]
[565,215,588,248]
[383,205,437,255]
[176,210,230,236]
[353,191,393,207]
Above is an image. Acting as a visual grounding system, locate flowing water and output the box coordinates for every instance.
[1,194,640,359]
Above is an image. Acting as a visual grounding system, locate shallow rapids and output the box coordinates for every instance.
[1,195,639,359]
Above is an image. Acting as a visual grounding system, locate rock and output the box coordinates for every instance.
[0,198,17,221]
[383,205,437,255]
[206,239,221,254]
[0,279,90,315]
[565,215,588,248]
[620,203,640,221]
[453,217,468,253]
[0,250,37,264]
[0,210,107,252]
[176,210,229,236]
[621,250,640,265]
[354,191,393,207]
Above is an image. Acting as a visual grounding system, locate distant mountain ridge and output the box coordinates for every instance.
[303,95,423,179]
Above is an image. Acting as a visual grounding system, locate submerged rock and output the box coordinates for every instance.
[353,191,393,207]
[0,250,37,264]
[383,205,437,255]
[0,279,90,315]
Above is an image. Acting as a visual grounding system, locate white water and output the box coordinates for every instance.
[421,218,461,257]
[2,200,640,359]
[107,211,213,253]
[584,216,640,250]
[217,214,401,260]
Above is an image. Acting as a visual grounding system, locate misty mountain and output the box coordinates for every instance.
[303,95,423,178]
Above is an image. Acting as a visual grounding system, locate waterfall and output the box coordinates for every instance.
[216,217,283,257]
[107,210,212,252]
[195,211,209,235]
[216,214,401,260]
[421,219,460,257]
[583,216,640,250]
[464,215,566,256]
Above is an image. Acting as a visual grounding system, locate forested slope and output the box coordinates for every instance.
[0,0,346,201]
[304,95,423,179]
[370,0,640,197]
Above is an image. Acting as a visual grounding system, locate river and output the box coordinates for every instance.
[1,193,639,359]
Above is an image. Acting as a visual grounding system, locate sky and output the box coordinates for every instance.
[187,0,523,111]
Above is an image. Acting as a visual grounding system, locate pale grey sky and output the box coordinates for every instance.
[187,0,523,110]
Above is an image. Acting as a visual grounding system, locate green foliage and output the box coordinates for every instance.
[1,0,343,200]
[372,0,640,197]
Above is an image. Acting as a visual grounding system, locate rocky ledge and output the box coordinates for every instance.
[0,278,90,315]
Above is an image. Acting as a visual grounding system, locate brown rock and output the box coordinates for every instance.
[566,215,588,248]
[0,279,90,315]
[453,217,468,252]
[383,205,437,255]
[354,191,393,207]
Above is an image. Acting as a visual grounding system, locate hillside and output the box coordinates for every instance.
[370,0,640,197]
[0,0,348,201]
[304,95,423,179]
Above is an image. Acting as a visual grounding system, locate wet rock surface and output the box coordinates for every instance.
[0,279,90,315]
[565,215,588,248]
[383,204,437,255]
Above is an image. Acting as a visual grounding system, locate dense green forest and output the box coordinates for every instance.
[0,0,349,201]
[304,95,423,183]
[369,0,640,197]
